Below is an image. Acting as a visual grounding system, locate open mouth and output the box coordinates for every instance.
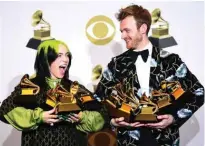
[59,66,66,69]
[59,64,67,69]
[59,64,67,76]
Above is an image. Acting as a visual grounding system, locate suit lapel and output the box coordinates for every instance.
[149,46,163,90]
[126,50,141,90]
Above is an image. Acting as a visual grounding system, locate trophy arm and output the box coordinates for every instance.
[109,94,122,108]
[148,102,159,114]
[131,105,142,116]
[115,87,139,106]
[158,17,168,24]
[112,86,125,101]
[41,18,50,27]
[128,89,139,104]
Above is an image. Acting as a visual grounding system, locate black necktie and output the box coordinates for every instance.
[131,49,149,62]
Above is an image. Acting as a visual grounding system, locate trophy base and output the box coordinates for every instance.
[57,103,81,113]
[131,114,158,123]
[149,36,177,49]
[34,30,50,38]
[26,37,54,50]
[88,129,117,146]
[104,100,130,122]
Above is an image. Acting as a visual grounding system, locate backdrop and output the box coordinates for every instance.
[0,1,204,146]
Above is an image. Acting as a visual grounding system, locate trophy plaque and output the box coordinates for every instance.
[149,8,177,48]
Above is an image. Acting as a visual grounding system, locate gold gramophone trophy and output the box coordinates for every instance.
[46,83,81,113]
[105,83,158,123]
[20,74,40,95]
[26,10,54,50]
[46,81,95,113]
[152,80,194,115]
[149,8,177,48]
[92,64,103,91]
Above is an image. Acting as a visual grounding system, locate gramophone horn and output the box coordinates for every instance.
[92,64,103,81]
[32,10,43,26]
[151,8,161,24]
[151,8,167,25]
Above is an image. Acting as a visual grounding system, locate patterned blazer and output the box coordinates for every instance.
[95,46,204,146]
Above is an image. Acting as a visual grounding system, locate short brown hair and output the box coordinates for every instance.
[116,4,151,35]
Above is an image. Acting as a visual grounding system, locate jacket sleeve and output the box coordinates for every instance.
[76,110,104,133]
[4,107,43,131]
[0,84,43,131]
[95,58,119,100]
[164,54,204,128]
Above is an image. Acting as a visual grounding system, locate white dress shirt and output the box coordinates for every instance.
[134,42,152,96]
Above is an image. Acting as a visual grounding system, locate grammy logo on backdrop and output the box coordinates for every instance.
[26,10,54,50]
[149,8,177,49]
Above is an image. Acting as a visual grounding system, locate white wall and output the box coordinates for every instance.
[0,1,204,146]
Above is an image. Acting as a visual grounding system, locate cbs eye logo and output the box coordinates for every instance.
[86,15,116,45]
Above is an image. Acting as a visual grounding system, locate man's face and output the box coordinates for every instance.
[50,44,69,79]
[120,16,143,49]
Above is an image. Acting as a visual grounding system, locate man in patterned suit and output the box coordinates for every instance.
[95,4,204,146]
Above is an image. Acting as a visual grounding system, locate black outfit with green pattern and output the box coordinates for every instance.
[0,76,107,146]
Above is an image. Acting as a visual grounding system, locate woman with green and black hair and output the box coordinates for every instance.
[0,40,107,146]
[34,40,72,81]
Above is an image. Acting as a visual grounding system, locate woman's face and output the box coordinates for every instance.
[50,44,70,79]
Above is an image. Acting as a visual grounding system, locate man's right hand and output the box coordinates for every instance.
[42,108,60,125]
[111,117,145,127]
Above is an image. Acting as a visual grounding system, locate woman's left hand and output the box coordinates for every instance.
[68,112,82,123]
[145,114,175,129]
